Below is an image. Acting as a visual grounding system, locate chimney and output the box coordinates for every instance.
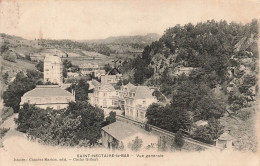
[72,89,75,97]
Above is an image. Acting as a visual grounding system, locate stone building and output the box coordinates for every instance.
[101,68,122,85]
[20,85,75,110]
[89,82,119,108]
[124,86,157,122]
[79,63,99,75]
[101,121,158,150]
[44,54,63,85]
[216,130,234,150]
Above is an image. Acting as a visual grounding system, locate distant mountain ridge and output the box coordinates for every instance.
[85,33,161,44]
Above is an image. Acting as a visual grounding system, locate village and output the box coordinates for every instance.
[7,53,233,152]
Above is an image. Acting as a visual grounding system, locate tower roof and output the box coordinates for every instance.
[44,54,62,63]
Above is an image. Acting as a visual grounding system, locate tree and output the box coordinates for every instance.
[68,78,90,101]
[174,131,184,149]
[128,136,143,151]
[171,80,225,121]
[3,51,17,62]
[104,64,112,73]
[63,59,73,69]
[191,118,223,144]
[134,69,144,85]
[25,55,31,61]
[146,103,164,127]
[146,103,192,133]
[2,72,9,84]
[63,68,67,78]
[35,61,44,72]
[105,111,116,125]
[16,103,51,133]
[65,101,104,145]
[17,101,104,146]
[3,70,43,112]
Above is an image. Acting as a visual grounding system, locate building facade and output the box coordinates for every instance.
[101,121,158,150]
[216,131,233,150]
[20,85,75,110]
[101,68,123,85]
[94,69,106,79]
[124,86,157,122]
[44,54,63,85]
[79,63,99,75]
[89,83,119,108]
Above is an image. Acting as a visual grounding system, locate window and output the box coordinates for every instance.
[66,97,71,102]
[46,97,51,102]
[143,100,146,105]
[112,100,119,106]
[140,112,144,119]
[130,100,133,106]
[104,93,107,97]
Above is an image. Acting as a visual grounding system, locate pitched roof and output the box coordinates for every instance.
[130,86,154,99]
[102,121,139,141]
[99,83,115,91]
[107,68,121,75]
[218,132,233,141]
[126,83,135,88]
[92,79,101,86]
[23,85,74,97]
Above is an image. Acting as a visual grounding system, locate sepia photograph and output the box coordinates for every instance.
[0,0,259,166]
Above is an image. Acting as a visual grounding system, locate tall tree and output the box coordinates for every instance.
[3,70,43,112]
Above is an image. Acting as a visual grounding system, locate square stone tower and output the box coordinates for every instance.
[44,54,63,85]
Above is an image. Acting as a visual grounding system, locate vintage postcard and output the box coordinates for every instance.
[0,0,259,166]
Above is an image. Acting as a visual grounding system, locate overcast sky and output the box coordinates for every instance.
[0,0,259,40]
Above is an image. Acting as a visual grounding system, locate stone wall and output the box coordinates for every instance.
[116,115,221,151]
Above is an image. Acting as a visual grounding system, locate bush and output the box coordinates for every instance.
[16,101,104,146]
[128,136,143,151]
[0,128,10,138]
[35,61,43,72]
[25,55,31,61]
[174,131,184,149]
[1,107,14,121]
[3,52,17,62]
[191,118,223,144]
[236,107,255,121]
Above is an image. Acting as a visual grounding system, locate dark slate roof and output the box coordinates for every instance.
[23,85,73,97]
[130,86,154,99]
[107,68,121,75]
[102,121,138,141]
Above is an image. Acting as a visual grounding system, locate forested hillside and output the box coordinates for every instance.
[129,19,258,105]
[121,19,259,151]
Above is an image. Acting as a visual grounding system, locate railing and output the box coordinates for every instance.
[116,115,222,151]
